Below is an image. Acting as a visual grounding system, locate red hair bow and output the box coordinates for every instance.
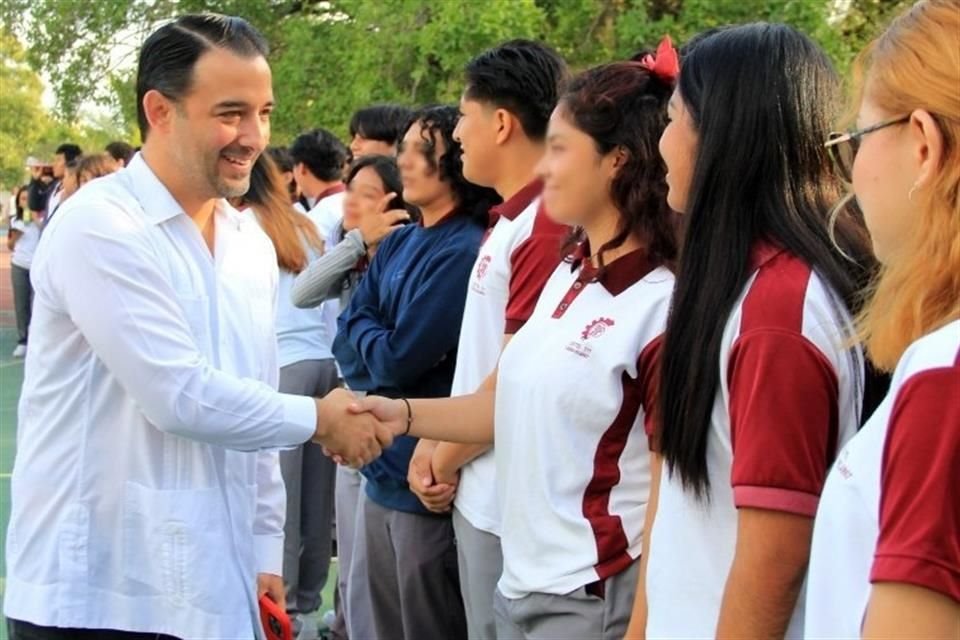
[640,35,679,84]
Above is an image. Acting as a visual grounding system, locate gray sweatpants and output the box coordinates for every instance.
[453,507,502,640]
[11,264,32,345]
[278,358,339,614]
[493,558,640,640]
[349,496,466,640]
[332,466,366,640]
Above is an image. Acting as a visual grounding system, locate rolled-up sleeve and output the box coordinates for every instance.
[51,202,316,451]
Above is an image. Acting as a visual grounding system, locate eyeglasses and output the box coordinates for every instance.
[825,115,909,182]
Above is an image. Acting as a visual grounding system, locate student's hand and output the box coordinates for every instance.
[406,440,455,512]
[257,572,286,610]
[347,394,408,436]
[314,389,395,468]
[358,192,410,247]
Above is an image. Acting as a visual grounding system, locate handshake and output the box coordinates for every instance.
[311,388,408,468]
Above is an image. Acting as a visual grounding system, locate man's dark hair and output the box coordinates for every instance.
[55,143,82,163]
[348,104,414,145]
[463,40,569,142]
[289,129,348,182]
[135,14,269,141]
[105,141,136,165]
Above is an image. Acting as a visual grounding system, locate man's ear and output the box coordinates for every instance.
[142,89,176,135]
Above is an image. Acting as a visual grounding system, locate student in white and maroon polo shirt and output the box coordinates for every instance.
[625,25,878,639]
[806,3,960,637]
[353,46,681,639]
[404,40,568,640]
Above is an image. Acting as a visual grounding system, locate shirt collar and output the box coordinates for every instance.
[123,153,189,225]
[487,179,543,227]
[124,153,240,227]
[748,240,785,272]
[569,241,661,296]
[315,182,346,202]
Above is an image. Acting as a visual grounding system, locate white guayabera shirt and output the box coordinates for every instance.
[4,154,317,639]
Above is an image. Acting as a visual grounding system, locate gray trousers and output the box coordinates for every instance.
[332,466,366,640]
[279,358,339,614]
[349,496,466,640]
[493,558,640,640]
[453,507,502,640]
[11,264,32,345]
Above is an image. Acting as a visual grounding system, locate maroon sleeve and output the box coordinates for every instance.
[504,207,566,334]
[637,335,663,451]
[728,330,840,517]
[871,365,960,602]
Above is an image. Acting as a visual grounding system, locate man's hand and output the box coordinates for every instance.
[257,572,285,609]
[314,389,395,468]
[358,193,410,248]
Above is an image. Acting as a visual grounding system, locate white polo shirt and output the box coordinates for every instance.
[452,180,567,535]
[4,155,317,639]
[805,319,960,638]
[495,246,674,598]
[645,245,862,639]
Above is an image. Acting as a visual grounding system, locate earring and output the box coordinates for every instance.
[908,183,919,202]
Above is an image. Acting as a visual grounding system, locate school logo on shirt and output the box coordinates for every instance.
[566,317,615,358]
[581,317,615,340]
[471,255,493,294]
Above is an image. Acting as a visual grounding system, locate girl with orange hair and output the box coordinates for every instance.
[805,1,960,637]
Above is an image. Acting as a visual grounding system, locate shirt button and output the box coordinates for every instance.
[560,303,568,310]
[573,282,583,290]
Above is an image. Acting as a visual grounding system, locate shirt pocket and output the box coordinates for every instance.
[121,480,230,613]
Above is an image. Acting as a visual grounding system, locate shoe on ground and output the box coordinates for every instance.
[12,344,26,358]
[293,613,320,640]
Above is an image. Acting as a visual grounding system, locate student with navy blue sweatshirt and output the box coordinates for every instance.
[332,105,500,640]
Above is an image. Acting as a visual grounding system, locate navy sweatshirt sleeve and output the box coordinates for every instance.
[342,244,477,390]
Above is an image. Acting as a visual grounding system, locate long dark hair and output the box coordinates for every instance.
[13,184,28,221]
[401,105,501,225]
[243,152,324,273]
[559,60,677,270]
[658,23,875,498]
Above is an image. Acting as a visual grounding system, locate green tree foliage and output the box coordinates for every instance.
[0,0,914,163]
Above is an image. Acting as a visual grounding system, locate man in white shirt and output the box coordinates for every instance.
[3,14,390,640]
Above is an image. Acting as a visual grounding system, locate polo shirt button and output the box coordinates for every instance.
[573,282,582,290]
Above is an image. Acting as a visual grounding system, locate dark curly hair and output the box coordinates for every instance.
[401,105,501,226]
[559,60,678,271]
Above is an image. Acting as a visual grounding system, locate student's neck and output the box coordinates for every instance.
[141,146,217,243]
[582,205,643,267]
[418,194,458,228]
[492,143,544,201]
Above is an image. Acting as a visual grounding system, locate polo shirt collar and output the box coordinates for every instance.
[315,182,346,202]
[569,241,661,296]
[487,179,543,227]
[748,240,785,272]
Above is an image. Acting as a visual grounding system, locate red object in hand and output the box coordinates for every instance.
[259,594,293,640]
